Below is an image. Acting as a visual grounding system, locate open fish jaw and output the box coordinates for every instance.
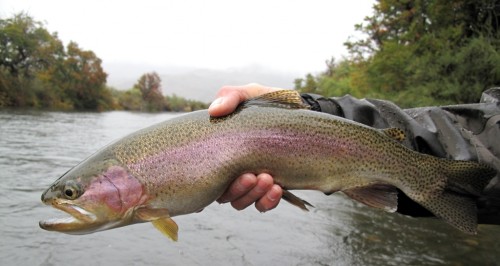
[39,201,97,232]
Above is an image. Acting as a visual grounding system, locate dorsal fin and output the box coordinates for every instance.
[240,90,310,110]
[382,128,406,142]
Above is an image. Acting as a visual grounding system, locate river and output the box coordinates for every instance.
[0,110,499,266]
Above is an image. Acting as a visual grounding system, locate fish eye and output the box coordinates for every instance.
[63,181,81,200]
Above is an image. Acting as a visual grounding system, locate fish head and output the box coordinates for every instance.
[40,155,146,234]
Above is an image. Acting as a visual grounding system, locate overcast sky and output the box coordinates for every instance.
[1,0,375,75]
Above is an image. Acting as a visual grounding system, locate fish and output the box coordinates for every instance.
[40,90,497,240]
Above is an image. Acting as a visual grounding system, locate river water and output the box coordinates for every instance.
[0,110,499,266]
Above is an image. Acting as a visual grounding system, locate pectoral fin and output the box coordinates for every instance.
[282,189,314,211]
[135,207,170,221]
[135,207,179,241]
[152,217,179,241]
[343,184,398,212]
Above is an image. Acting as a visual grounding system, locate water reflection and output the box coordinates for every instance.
[314,193,500,265]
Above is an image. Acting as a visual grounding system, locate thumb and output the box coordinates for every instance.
[208,84,283,117]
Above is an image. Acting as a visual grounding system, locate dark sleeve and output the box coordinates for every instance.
[301,88,500,224]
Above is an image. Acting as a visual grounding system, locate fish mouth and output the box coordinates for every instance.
[39,199,98,234]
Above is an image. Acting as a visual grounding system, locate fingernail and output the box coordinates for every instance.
[235,180,249,192]
[266,187,280,202]
[266,194,277,202]
[235,174,254,192]
[209,97,223,109]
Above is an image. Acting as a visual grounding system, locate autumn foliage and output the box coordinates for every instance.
[0,13,112,110]
[0,13,207,112]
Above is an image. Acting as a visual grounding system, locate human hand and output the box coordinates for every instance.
[211,84,285,212]
[208,83,282,117]
[217,173,283,212]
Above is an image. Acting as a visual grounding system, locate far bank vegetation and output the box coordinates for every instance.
[0,13,207,112]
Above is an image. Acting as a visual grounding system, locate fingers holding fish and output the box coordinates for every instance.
[254,184,282,212]
[217,173,280,212]
[208,83,282,117]
[229,173,277,211]
[217,173,257,204]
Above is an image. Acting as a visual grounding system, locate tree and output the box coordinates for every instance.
[134,72,164,111]
[294,73,319,94]
[60,42,108,109]
[0,13,111,110]
[0,12,64,107]
[296,0,500,107]
[0,12,204,112]
[0,12,63,78]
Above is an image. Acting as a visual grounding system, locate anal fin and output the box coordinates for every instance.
[343,184,398,212]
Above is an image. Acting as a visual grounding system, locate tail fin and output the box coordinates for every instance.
[416,159,496,234]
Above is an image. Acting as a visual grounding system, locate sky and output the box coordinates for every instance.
[1,0,375,76]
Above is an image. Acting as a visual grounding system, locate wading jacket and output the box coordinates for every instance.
[301,88,500,225]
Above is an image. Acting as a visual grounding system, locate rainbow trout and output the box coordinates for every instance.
[40,91,497,240]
